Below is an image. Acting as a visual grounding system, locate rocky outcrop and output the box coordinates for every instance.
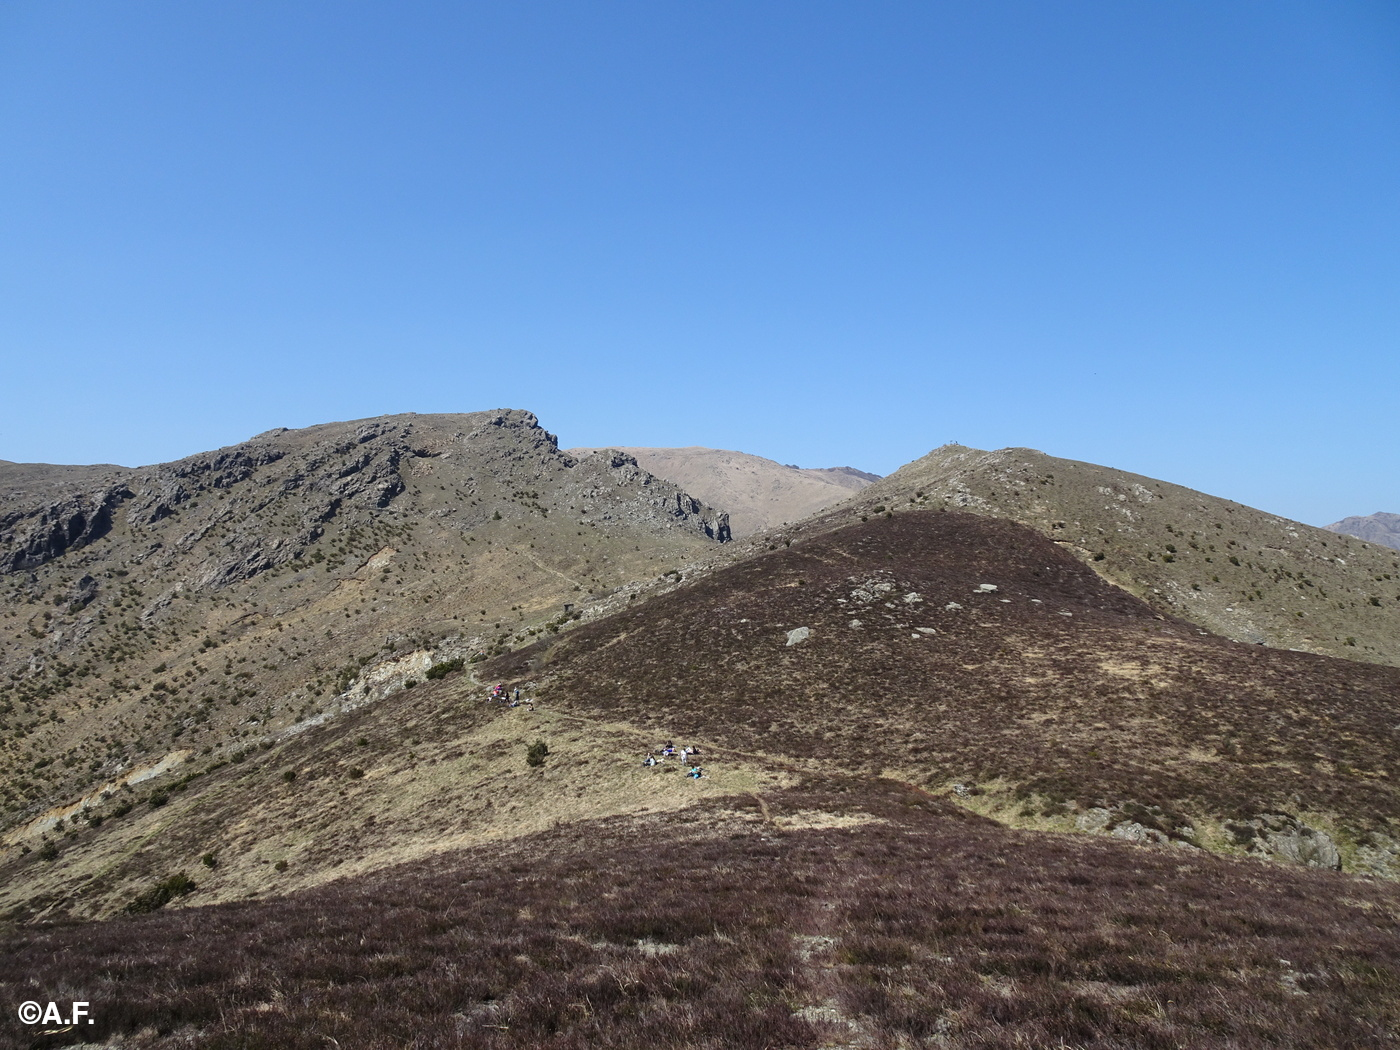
[0,484,132,573]
[1225,814,1342,870]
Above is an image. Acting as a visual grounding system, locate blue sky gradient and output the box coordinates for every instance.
[1,1,1396,525]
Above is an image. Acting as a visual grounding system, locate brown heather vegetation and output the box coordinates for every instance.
[492,512,1400,854]
[2,778,1399,1049]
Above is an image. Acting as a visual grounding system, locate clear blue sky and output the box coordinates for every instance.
[1,2,1396,526]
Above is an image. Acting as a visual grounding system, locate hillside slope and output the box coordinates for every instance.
[569,446,878,537]
[5,489,1400,1048]
[0,411,728,838]
[491,511,1400,876]
[823,445,1400,666]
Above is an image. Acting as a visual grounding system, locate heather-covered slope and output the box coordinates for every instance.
[491,511,1400,874]
[835,445,1400,666]
[3,778,1399,1050]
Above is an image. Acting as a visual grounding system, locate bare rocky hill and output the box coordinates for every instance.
[568,446,878,537]
[821,444,1400,667]
[1327,512,1400,551]
[0,410,729,842]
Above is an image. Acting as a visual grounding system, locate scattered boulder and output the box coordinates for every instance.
[1226,814,1342,870]
[1111,821,1170,845]
[785,627,811,647]
[1076,808,1113,833]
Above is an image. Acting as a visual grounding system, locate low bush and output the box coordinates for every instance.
[125,872,196,914]
[425,658,464,680]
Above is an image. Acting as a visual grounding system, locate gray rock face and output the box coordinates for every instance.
[1226,814,1342,870]
[0,483,132,573]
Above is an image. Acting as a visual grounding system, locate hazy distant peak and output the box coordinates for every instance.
[565,446,880,538]
[1325,512,1400,551]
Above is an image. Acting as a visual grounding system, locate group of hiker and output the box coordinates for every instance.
[642,741,706,779]
[485,684,703,778]
[489,683,534,710]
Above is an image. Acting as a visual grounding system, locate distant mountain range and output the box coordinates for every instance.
[1326,511,1400,551]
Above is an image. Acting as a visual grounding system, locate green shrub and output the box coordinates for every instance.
[425,658,464,680]
[126,872,196,914]
[526,740,549,767]
[201,852,218,868]
[38,840,59,861]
